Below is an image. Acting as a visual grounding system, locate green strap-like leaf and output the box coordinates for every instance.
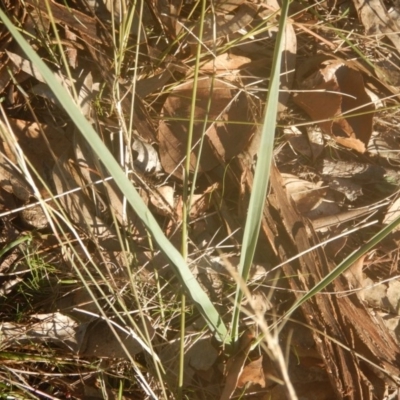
[231,2,291,342]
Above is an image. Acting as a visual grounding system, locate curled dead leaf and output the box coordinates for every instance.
[237,356,265,389]
[294,58,375,153]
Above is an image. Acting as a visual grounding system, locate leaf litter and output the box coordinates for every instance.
[0,0,400,398]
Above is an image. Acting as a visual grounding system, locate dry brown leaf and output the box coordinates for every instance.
[200,53,251,73]
[294,59,374,153]
[158,77,254,179]
[237,355,265,388]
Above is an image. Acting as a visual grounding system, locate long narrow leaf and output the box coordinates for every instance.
[0,9,229,342]
[231,2,291,342]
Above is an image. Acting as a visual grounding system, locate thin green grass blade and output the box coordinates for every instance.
[0,9,228,343]
[230,1,291,343]
[283,214,400,320]
[0,234,32,258]
[179,0,207,394]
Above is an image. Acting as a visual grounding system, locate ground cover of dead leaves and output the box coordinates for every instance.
[0,0,400,399]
